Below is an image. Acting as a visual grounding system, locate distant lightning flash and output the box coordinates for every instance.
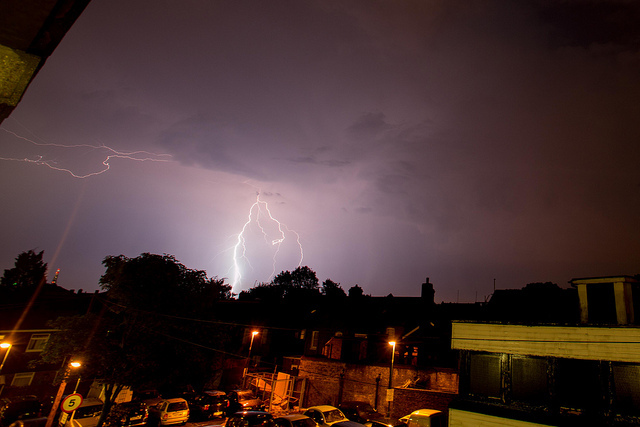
[231,192,304,291]
[0,127,172,178]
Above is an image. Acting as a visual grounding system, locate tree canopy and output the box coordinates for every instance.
[1,250,47,290]
[239,266,322,301]
[39,253,234,427]
[321,279,347,299]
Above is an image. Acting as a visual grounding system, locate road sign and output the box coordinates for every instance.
[61,393,83,413]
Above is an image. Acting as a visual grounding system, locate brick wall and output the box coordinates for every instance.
[298,357,458,413]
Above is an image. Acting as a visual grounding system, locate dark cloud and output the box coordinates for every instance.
[1,0,639,302]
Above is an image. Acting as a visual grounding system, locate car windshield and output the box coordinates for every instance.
[167,402,187,412]
[292,418,318,427]
[323,410,346,423]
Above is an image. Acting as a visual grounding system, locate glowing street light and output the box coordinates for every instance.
[0,343,11,373]
[249,331,259,356]
[45,359,82,427]
[0,343,12,396]
[387,341,396,417]
[243,331,259,384]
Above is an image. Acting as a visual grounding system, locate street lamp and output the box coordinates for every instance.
[0,343,12,397]
[387,341,396,417]
[249,331,259,356]
[243,331,259,385]
[45,359,82,427]
[0,343,12,373]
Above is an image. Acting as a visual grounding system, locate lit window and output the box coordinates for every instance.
[11,372,35,387]
[300,330,306,340]
[310,331,319,350]
[26,333,50,352]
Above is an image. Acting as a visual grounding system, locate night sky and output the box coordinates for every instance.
[1,1,639,303]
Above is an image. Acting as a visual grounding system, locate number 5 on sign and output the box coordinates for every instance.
[61,394,83,413]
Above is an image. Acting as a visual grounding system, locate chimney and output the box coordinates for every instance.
[421,277,435,305]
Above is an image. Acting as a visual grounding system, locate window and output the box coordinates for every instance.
[613,364,640,412]
[26,333,50,352]
[11,372,35,387]
[556,359,601,410]
[469,354,501,398]
[512,356,548,402]
[310,331,319,350]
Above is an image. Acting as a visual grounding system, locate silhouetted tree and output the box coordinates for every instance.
[38,253,234,427]
[240,266,321,300]
[238,282,284,301]
[321,279,346,299]
[273,266,319,290]
[1,250,47,290]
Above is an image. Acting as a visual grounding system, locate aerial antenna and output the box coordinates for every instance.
[52,269,60,285]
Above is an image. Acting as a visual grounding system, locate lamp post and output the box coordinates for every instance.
[0,343,11,397]
[45,359,81,427]
[387,341,396,417]
[0,343,11,373]
[243,331,259,385]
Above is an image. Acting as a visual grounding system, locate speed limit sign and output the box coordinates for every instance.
[61,393,83,413]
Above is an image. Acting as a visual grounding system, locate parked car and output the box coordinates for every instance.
[103,401,148,427]
[364,418,406,427]
[6,418,47,427]
[0,396,42,427]
[303,406,364,427]
[337,402,383,424]
[185,391,228,420]
[226,390,264,415]
[399,410,443,427]
[226,411,274,427]
[63,398,103,427]
[133,390,163,408]
[274,414,318,427]
[148,398,189,426]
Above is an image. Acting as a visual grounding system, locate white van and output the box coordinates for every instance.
[63,398,103,427]
[403,409,443,427]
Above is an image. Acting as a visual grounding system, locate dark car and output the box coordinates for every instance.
[274,414,318,427]
[185,392,228,420]
[0,396,42,427]
[337,402,383,424]
[104,401,148,427]
[226,411,274,427]
[364,419,406,427]
[226,390,264,415]
[133,390,163,408]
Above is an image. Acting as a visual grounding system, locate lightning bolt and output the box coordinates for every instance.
[230,192,304,292]
[0,126,172,178]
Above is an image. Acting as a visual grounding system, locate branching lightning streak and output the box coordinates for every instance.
[231,193,304,291]
[0,127,172,178]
